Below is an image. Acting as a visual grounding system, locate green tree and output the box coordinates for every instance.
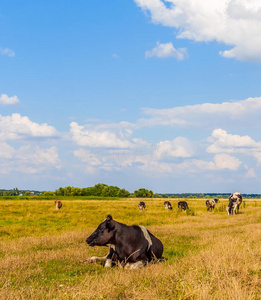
[134,188,154,198]
[117,188,130,198]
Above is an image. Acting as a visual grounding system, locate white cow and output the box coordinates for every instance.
[226,192,243,215]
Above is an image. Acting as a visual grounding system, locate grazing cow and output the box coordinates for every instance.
[164,201,173,210]
[206,198,219,212]
[85,215,163,269]
[138,201,146,212]
[55,200,62,210]
[226,192,243,215]
[178,201,188,211]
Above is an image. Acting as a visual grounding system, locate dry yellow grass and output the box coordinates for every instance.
[0,198,261,299]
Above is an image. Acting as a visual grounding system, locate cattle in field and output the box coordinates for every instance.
[55,200,62,210]
[85,215,163,269]
[206,198,219,212]
[226,192,243,215]
[138,201,146,212]
[178,201,188,211]
[164,201,172,210]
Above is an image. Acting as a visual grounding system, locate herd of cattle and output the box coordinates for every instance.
[137,192,243,216]
[56,192,243,269]
[55,192,243,216]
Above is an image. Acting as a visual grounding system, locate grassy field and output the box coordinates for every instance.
[1,198,261,299]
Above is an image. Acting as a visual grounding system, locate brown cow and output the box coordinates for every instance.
[55,200,62,210]
[164,201,173,210]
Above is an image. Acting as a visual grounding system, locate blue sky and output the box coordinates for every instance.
[1,0,261,193]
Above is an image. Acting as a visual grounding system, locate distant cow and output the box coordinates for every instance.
[226,192,243,215]
[178,201,188,211]
[164,201,173,210]
[206,198,219,212]
[55,200,62,210]
[138,201,146,212]
[85,215,163,269]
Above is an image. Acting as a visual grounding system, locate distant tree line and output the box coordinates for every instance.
[52,184,131,197]
[1,186,261,199]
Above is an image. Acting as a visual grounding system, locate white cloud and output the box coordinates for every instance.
[139,97,261,128]
[145,42,187,60]
[0,113,58,140]
[154,137,194,159]
[134,0,261,62]
[207,128,259,152]
[207,128,261,165]
[213,153,241,171]
[0,94,19,105]
[0,47,15,57]
[0,145,61,174]
[70,121,134,148]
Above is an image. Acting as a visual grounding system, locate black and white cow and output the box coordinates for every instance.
[178,201,188,211]
[85,215,163,269]
[164,201,173,210]
[226,192,243,215]
[138,201,146,212]
[206,198,219,212]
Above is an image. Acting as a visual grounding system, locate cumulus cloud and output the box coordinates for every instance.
[207,128,261,165]
[134,0,261,62]
[139,97,261,128]
[154,137,194,159]
[0,113,58,140]
[0,94,19,105]
[213,153,242,170]
[0,145,61,174]
[145,42,187,60]
[0,47,15,57]
[70,122,134,148]
[207,129,259,153]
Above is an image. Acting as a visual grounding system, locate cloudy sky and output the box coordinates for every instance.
[1,0,261,193]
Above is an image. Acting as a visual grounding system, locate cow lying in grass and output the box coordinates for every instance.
[164,201,173,210]
[226,192,243,215]
[206,198,219,212]
[85,215,163,269]
[178,201,188,211]
[138,201,146,212]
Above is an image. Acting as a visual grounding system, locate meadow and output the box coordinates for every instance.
[0,197,261,299]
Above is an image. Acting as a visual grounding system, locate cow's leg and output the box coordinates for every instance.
[84,246,116,266]
[124,261,144,269]
[104,247,118,268]
[83,255,107,264]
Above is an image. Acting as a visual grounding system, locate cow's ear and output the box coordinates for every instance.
[106,215,113,221]
[106,215,115,231]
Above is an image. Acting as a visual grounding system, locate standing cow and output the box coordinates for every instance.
[138,201,146,212]
[85,215,163,269]
[55,200,62,210]
[226,192,243,215]
[206,198,219,212]
[164,201,173,210]
[178,201,188,211]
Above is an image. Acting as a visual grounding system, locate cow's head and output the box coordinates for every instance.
[86,215,116,247]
